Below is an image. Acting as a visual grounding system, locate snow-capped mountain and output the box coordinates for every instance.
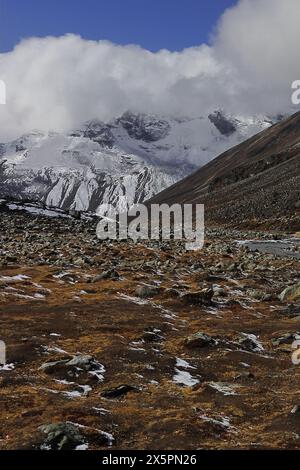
[0,111,276,214]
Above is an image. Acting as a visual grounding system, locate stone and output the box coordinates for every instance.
[101,384,138,399]
[95,269,120,281]
[271,332,300,347]
[165,288,181,298]
[213,286,227,297]
[291,405,300,414]
[182,288,213,306]
[39,354,103,376]
[279,283,300,302]
[237,333,264,352]
[135,285,161,298]
[142,331,164,343]
[234,371,255,380]
[279,304,300,317]
[38,422,86,450]
[39,360,69,374]
[73,257,87,267]
[69,209,81,220]
[248,289,272,301]
[66,354,98,370]
[184,332,215,348]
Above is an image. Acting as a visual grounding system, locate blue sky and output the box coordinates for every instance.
[1,0,238,52]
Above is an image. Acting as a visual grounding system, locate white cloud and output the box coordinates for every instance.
[0,0,298,140]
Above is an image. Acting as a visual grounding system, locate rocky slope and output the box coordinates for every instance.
[0,207,300,449]
[0,111,272,214]
[149,111,300,230]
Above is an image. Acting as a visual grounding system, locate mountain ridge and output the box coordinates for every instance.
[149,111,300,230]
[0,110,273,214]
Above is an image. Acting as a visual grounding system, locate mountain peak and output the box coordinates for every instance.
[115,111,171,143]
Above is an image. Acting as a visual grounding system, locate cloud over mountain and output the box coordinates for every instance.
[0,0,298,140]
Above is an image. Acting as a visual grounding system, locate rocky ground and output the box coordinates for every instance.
[149,112,300,230]
[0,207,300,450]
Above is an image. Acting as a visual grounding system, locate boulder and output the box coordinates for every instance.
[39,360,69,374]
[66,354,99,370]
[101,384,138,399]
[272,332,300,347]
[182,288,213,306]
[93,269,120,281]
[39,422,85,450]
[142,330,164,343]
[39,354,104,378]
[279,283,300,302]
[237,333,264,352]
[135,285,162,298]
[184,332,215,348]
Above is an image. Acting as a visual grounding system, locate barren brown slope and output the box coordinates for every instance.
[1,208,300,450]
[149,111,300,229]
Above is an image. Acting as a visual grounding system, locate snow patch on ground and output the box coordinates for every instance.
[0,363,14,372]
[208,382,240,396]
[173,358,199,387]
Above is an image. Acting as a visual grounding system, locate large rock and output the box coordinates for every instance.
[184,332,216,348]
[39,354,104,379]
[38,422,86,450]
[237,333,264,352]
[66,355,99,370]
[39,360,69,374]
[279,304,300,318]
[101,384,138,399]
[182,288,213,306]
[279,283,300,302]
[135,285,162,298]
[93,269,120,281]
[272,332,300,347]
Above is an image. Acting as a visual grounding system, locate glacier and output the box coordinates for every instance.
[0,110,275,213]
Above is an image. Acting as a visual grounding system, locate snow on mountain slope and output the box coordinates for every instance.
[0,111,275,213]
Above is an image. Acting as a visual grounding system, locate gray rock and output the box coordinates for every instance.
[66,354,98,370]
[247,289,272,301]
[279,283,300,302]
[237,333,264,352]
[135,285,162,298]
[101,384,139,399]
[184,332,216,348]
[279,304,300,318]
[271,332,300,347]
[39,360,69,374]
[181,288,213,306]
[40,354,103,376]
[69,209,81,220]
[227,263,238,272]
[142,330,164,343]
[39,422,85,450]
[165,287,181,298]
[213,286,227,297]
[73,257,87,267]
[291,405,300,414]
[234,371,255,380]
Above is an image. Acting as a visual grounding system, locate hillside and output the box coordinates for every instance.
[150,112,300,229]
